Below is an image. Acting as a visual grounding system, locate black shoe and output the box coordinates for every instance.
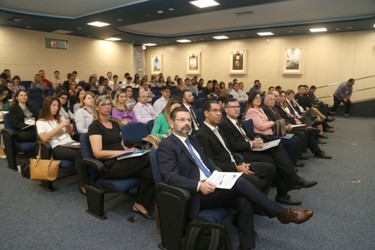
[314,151,332,159]
[318,134,328,139]
[326,124,334,129]
[132,206,155,220]
[317,138,327,144]
[299,177,318,188]
[329,111,336,115]
[275,194,302,205]
[293,161,304,167]
[294,168,299,173]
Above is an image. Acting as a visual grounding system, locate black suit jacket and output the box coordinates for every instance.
[158,134,217,194]
[218,116,253,153]
[8,104,37,133]
[196,123,238,172]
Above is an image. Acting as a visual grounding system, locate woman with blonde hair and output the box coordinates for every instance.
[88,95,155,219]
[74,92,95,134]
[112,89,137,125]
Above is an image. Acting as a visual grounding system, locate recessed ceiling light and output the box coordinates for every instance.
[168,8,175,11]
[105,37,121,41]
[143,43,157,46]
[157,10,163,14]
[310,28,327,33]
[26,26,31,29]
[336,28,340,31]
[373,24,375,28]
[257,32,274,36]
[87,21,110,27]
[177,39,192,43]
[213,35,228,40]
[77,27,82,30]
[117,18,122,22]
[190,0,219,8]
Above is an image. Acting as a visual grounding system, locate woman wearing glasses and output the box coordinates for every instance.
[88,95,155,219]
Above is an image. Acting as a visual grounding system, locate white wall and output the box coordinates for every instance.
[0,26,134,82]
[145,31,375,103]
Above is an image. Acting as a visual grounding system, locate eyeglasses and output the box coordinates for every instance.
[208,109,221,113]
[174,118,192,122]
[227,106,240,109]
[100,102,112,107]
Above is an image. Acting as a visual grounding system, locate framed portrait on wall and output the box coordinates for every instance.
[187,52,201,74]
[151,55,163,74]
[284,48,302,74]
[230,50,247,74]
[45,38,68,50]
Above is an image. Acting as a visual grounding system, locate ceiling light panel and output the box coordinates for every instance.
[177,39,192,43]
[105,37,121,41]
[310,28,327,33]
[213,35,228,40]
[190,0,219,8]
[257,32,274,36]
[143,43,157,46]
[87,21,110,27]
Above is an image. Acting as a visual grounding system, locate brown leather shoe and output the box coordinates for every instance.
[278,208,313,224]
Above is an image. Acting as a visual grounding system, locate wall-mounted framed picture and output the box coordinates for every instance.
[151,55,163,74]
[283,48,302,74]
[45,38,68,50]
[230,50,247,74]
[187,52,201,74]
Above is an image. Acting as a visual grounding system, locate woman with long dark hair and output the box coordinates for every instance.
[36,96,84,193]
[8,90,37,142]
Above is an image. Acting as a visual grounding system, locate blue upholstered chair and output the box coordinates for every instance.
[241,119,256,138]
[146,119,155,133]
[80,134,141,220]
[121,122,149,147]
[1,113,37,170]
[150,149,229,250]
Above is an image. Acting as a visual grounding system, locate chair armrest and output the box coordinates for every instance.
[1,128,15,137]
[232,152,244,164]
[81,158,106,185]
[81,158,105,172]
[40,141,52,159]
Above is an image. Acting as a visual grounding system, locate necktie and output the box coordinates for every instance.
[189,106,200,130]
[235,121,251,141]
[213,128,236,164]
[185,138,211,177]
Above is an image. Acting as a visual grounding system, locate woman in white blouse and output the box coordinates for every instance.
[36,96,84,193]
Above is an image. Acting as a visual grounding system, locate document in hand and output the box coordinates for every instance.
[291,124,306,128]
[252,139,281,151]
[116,149,151,160]
[205,170,242,189]
[61,141,81,148]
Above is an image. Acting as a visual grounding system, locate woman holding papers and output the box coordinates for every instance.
[8,90,37,142]
[36,96,84,192]
[88,95,154,219]
[151,96,183,139]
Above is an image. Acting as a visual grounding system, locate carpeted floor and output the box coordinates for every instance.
[1,117,374,249]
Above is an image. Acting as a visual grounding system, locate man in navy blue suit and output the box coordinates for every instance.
[158,107,313,250]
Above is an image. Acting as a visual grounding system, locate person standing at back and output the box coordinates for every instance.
[330,78,355,117]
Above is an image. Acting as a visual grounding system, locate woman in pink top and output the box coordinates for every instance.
[245,93,274,135]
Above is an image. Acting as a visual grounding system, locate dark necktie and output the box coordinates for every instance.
[185,138,211,177]
[235,121,251,141]
[189,106,200,130]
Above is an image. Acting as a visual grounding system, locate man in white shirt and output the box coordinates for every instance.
[153,86,171,114]
[133,92,157,124]
[230,82,248,103]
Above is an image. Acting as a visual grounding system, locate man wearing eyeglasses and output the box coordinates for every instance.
[219,98,318,206]
[196,100,276,196]
[158,106,314,250]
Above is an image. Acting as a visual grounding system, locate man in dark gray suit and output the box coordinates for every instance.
[158,107,313,250]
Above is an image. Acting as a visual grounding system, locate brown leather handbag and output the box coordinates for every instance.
[29,143,60,181]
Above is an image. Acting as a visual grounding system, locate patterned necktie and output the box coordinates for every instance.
[235,121,251,141]
[185,138,211,177]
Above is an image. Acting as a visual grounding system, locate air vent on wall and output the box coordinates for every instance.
[6,17,24,22]
[234,11,253,16]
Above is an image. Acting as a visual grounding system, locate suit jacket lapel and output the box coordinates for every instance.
[170,134,196,164]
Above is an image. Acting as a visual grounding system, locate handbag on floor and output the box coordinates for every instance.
[29,143,60,181]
